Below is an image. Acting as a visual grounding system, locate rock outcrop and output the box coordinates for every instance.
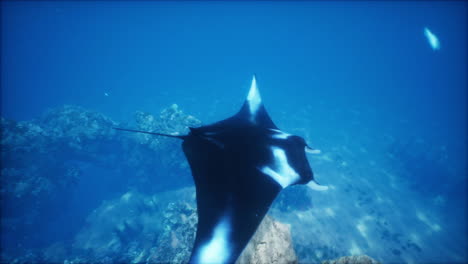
[322,255,381,264]
[237,215,297,264]
[68,188,297,264]
[0,104,200,259]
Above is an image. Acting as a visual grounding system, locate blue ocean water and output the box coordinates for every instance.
[1,1,466,263]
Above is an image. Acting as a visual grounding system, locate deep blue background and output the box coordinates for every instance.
[2,0,466,181]
[1,1,467,262]
[2,1,466,126]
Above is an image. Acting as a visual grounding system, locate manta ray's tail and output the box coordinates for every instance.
[113,127,187,140]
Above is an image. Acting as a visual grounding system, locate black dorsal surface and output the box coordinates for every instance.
[183,76,322,263]
[114,76,327,263]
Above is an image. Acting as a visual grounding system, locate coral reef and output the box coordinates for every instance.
[70,188,197,263]
[130,104,201,185]
[72,191,165,262]
[0,104,200,258]
[67,188,296,263]
[322,255,381,264]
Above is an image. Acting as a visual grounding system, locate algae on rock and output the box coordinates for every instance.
[322,255,381,264]
[0,104,201,260]
[237,215,298,264]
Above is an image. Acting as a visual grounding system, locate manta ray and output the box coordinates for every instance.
[115,76,327,263]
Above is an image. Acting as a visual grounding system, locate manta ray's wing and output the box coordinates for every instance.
[183,132,282,263]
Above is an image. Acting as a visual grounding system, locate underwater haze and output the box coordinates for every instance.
[1,1,467,263]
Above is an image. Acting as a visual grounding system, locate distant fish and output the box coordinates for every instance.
[104,92,109,97]
[424,27,440,50]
